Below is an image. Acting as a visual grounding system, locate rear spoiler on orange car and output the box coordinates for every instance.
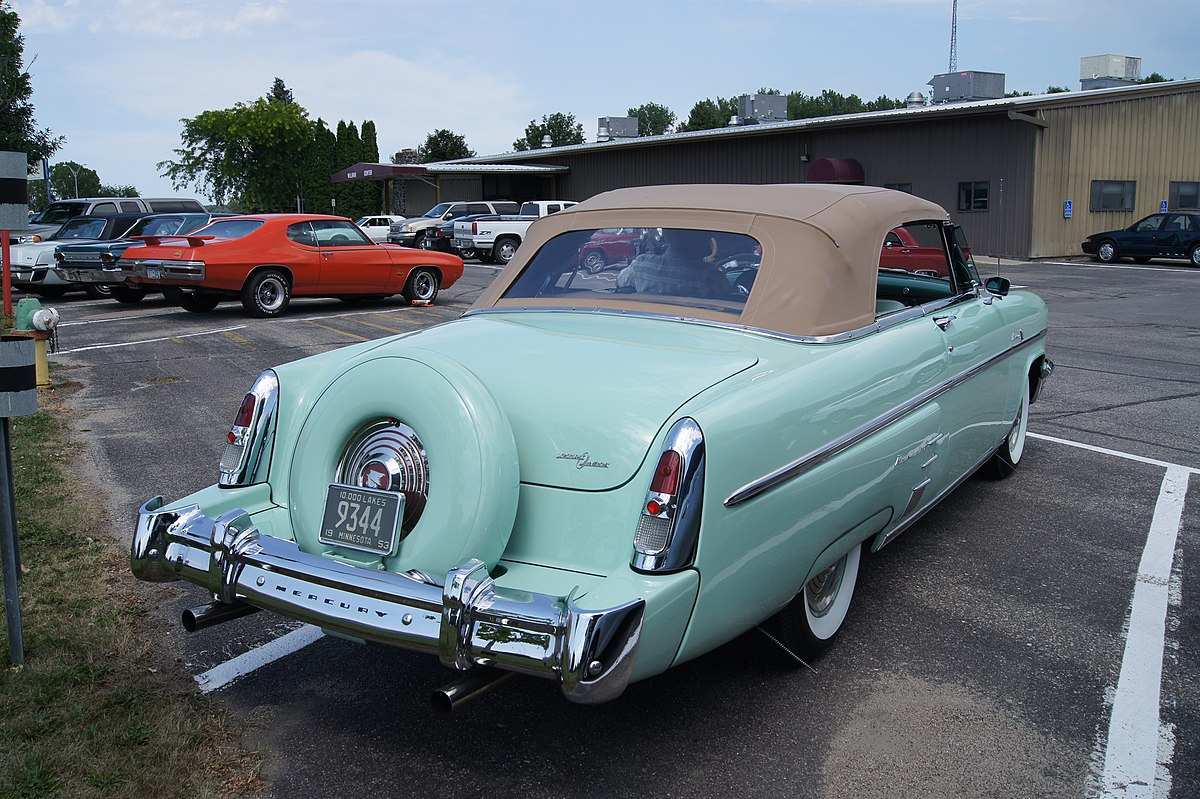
[130,235,217,247]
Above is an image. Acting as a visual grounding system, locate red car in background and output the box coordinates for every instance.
[579,228,643,273]
[879,224,956,277]
[120,214,464,317]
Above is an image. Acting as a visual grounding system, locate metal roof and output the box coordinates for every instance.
[443,78,1200,165]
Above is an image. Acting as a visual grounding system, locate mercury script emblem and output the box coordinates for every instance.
[556,452,611,470]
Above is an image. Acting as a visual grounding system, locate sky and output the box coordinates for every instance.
[11,0,1197,204]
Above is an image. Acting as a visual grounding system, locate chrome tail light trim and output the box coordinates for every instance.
[632,418,705,574]
[219,370,279,487]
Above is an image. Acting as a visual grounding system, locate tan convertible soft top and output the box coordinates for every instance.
[470,184,951,338]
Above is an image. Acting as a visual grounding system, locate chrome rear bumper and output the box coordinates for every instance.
[131,497,644,704]
[55,266,124,284]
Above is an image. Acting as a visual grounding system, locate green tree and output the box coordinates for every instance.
[0,1,62,167]
[1138,72,1172,84]
[99,183,139,197]
[301,118,337,215]
[159,94,315,210]
[269,76,295,104]
[676,97,737,132]
[51,161,100,198]
[417,128,475,162]
[358,119,382,213]
[513,112,585,151]
[627,102,676,136]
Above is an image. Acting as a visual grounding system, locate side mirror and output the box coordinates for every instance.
[984,276,1010,296]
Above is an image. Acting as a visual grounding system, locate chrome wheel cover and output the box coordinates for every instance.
[805,557,847,618]
[412,271,436,300]
[336,419,430,534]
[1098,242,1116,261]
[257,276,287,311]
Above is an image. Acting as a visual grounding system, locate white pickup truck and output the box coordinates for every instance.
[452,200,577,264]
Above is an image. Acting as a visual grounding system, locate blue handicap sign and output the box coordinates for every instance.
[1161,200,1168,213]
[1064,200,1073,219]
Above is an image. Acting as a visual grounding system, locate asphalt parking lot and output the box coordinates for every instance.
[29,257,1200,798]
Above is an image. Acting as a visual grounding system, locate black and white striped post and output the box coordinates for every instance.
[1,334,37,666]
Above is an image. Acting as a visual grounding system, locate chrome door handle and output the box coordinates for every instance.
[934,315,957,331]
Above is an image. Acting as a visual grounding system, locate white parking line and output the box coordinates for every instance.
[54,324,247,354]
[195,625,324,694]
[1099,467,1189,798]
[1037,261,1195,274]
[1032,433,1194,797]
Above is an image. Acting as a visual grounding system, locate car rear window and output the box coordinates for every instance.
[502,227,760,316]
[129,216,187,236]
[192,219,264,240]
[52,218,108,239]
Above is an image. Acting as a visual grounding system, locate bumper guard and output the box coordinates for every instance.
[131,497,644,704]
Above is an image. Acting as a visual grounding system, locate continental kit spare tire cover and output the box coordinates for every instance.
[288,352,519,577]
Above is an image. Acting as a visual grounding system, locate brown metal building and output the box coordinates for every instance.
[336,79,1200,259]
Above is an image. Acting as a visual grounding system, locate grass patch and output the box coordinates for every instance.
[0,390,263,799]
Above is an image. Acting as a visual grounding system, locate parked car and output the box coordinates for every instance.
[130,185,1051,708]
[26,196,206,240]
[452,200,578,264]
[1081,212,1200,266]
[119,214,463,317]
[422,213,496,260]
[578,228,643,273]
[9,212,146,298]
[354,215,406,244]
[53,213,233,304]
[387,200,519,249]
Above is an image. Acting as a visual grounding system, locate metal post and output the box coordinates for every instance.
[1,334,37,667]
[0,417,24,666]
[2,229,11,318]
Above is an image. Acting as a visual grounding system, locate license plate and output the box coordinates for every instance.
[318,484,403,556]
[146,265,162,279]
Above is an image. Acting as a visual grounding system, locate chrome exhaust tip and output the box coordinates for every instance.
[183,600,262,632]
[431,668,516,714]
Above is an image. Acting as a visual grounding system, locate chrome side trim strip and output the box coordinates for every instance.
[723,329,1046,507]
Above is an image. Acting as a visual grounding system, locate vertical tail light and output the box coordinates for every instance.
[472,221,479,235]
[632,418,704,574]
[219,370,279,487]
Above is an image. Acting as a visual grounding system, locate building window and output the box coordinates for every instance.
[884,183,913,194]
[1169,181,1199,210]
[1090,180,1136,211]
[957,181,989,212]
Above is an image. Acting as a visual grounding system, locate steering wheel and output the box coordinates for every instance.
[330,234,350,244]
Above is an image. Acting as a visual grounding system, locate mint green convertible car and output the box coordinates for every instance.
[131,185,1052,708]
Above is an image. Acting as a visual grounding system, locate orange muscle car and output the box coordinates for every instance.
[120,214,464,317]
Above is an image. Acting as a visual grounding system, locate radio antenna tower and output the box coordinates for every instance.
[948,0,958,72]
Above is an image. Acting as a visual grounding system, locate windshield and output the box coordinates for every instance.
[190,219,264,240]
[38,202,89,226]
[50,218,108,240]
[502,227,760,316]
[420,203,452,219]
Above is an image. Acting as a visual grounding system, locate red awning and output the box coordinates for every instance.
[806,158,865,184]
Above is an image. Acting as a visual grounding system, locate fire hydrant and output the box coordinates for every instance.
[10,298,59,388]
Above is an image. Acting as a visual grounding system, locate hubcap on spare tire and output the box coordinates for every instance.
[336,419,430,534]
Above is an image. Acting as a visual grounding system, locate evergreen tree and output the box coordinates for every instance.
[269,77,295,104]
